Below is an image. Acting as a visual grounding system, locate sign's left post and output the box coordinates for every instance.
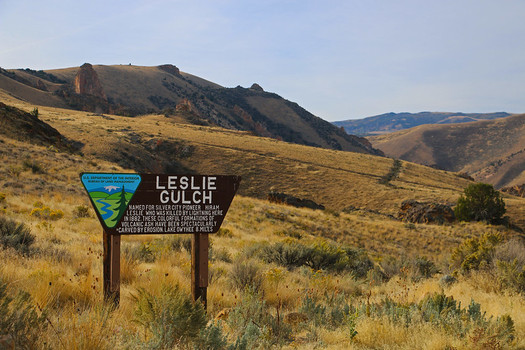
[103,230,121,305]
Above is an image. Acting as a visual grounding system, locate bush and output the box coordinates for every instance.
[455,183,506,224]
[30,206,64,220]
[0,280,47,348]
[131,285,206,349]
[227,292,292,348]
[450,233,503,274]
[22,159,46,174]
[258,241,373,277]
[361,292,514,342]
[229,260,264,293]
[196,321,229,350]
[300,292,352,329]
[73,205,90,218]
[30,107,39,118]
[496,259,525,294]
[0,216,35,254]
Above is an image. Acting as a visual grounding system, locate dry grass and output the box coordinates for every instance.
[1,96,525,348]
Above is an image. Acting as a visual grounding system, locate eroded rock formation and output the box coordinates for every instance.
[398,200,455,224]
[74,63,106,99]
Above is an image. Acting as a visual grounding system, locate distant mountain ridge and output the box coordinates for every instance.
[0,64,381,156]
[333,111,510,136]
[369,113,525,189]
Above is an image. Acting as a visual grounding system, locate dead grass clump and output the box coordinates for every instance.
[42,304,117,350]
[73,204,91,218]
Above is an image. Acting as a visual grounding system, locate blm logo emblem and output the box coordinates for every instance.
[81,173,142,229]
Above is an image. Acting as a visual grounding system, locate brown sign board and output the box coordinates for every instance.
[81,173,241,235]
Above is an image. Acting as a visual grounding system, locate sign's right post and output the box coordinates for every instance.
[192,232,209,308]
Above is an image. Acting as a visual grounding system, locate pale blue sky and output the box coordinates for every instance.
[1,0,524,121]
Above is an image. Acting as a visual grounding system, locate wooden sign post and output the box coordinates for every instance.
[191,233,209,308]
[102,230,121,305]
[81,173,240,307]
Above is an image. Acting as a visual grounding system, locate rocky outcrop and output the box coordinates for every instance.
[158,64,181,76]
[501,184,525,198]
[175,99,193,113]
[74,63,106,99]
[250,83,264,92]
[268,192,325,210]
[398,200,455,224]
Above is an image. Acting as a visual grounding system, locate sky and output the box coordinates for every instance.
[1,0,525,121]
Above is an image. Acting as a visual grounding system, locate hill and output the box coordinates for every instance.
[333,111,510,136]
[1,94,523,229]
[369,113,525,188]
[0,64,380,155]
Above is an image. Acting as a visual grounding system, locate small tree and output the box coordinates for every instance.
[454,183,505,224]
[30,107,39,118]
[113,185,128,225]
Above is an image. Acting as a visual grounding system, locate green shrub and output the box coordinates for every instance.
[131,285,206,349]
[496,260,525,294]
[196,321,229,350]
[0,280,47,348]
[229,260,264,293]
[258,241,373,277]
[300,292,352,329]
[0,216,35,254]
[454,183,506,224]
[227,291,292,348]
[360,292,514,342]
[259,241,309,269]
[450,233,502,274]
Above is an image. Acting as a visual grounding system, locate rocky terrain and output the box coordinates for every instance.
[0,64,381,155]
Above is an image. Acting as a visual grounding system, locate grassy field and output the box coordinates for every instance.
[2,95,525,349]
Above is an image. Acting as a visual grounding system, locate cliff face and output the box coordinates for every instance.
[74,63,106,99]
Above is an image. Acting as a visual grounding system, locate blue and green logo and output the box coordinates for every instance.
[81,173,142,228]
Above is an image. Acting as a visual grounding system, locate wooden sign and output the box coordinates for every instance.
[81,173,241,235]
[80,173,241,307]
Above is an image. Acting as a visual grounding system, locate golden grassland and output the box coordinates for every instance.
[0,93,509,214]
[1,130,525,349]
[2,93,525,348]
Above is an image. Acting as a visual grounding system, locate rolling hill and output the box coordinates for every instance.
[1,92,524,231]
[369,113,525,189]
[0,64,380,155]
[333,111,510,136]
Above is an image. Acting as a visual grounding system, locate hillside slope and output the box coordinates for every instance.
[3,94,525,231]
[369,114,525,188]
[0,64,380,155]
[334,111,510,136]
